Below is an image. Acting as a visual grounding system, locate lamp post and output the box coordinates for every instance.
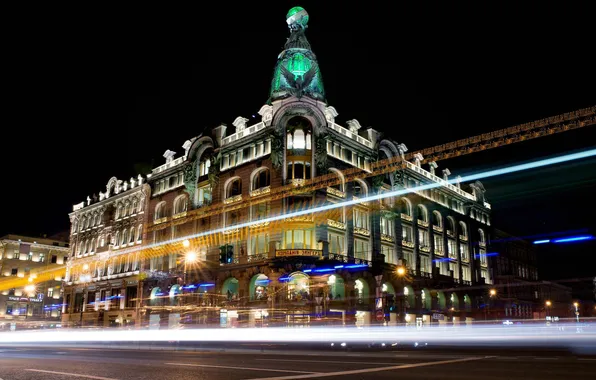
[573,302,579,323]
[183,251,198,285]
[545,300,552,320]
[487,288,496,321]
[396,264,406,324]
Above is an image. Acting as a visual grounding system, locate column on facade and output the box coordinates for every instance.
[314,189,329,258]
[442,214,450,279]
[412,201,420,276]
[456,223,463,282]
[428,207,436,278]
[345,182,354,259]
[369,191,382,263]
[120,287,126,310]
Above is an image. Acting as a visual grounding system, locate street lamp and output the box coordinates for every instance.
[183,251,198,284]
[545,300,552,319]
[573,302,579,323]
[489,289,497,297]
[396,266,406,276]
[182,239,190,248]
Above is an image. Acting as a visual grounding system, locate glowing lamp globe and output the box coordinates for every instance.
[286,6,309,27]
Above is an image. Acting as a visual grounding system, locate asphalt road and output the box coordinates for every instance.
[0,346,595,380]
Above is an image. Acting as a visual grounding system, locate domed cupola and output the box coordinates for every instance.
[268,7,326,103]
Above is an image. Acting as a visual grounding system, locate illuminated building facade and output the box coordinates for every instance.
[139,7,494,328]
[61,176,149,327]
[0,234,69,321]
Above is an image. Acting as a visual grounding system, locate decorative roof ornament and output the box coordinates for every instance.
[325,106,338,123]
[346,119,362,134]
[233,116,249,132]
[163,150,176,163]
[269,7,325,102]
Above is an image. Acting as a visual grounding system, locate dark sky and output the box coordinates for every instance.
[3,2,595,281]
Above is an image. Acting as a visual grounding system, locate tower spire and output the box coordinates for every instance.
[268,7,325,103]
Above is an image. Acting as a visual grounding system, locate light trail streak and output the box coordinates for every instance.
[142,148,596,250]
[0,324,594,350]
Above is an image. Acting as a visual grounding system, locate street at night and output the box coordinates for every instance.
[1,345,595,380]
[1,2,595,379]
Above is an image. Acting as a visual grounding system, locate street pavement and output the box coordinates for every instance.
[0,345,595,379]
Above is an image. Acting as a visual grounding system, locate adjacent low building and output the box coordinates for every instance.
[0,234,69,321]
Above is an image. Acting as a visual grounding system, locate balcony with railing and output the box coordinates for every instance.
[401,213,413,222]
[224,194,243,205]
[403,160,476,202]
[327,253,372,267]
[402,240,415,248]
[327,122,373,148]
[152,155,186,174]
[327,219,346,230]
[326,187,345,198]
[353,227,370,237]
[221,122,266,146]
[381,234,395,242]
[250,186,271,197]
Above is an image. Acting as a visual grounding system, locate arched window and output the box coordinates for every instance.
[129,227,135,244]
[446,216,456,235]
[252,168,270,190]
[353,179,368,198]
[432,210,442,228]
[116,205,122,219]
[125,203,131,217]
[397,197,412,216]
[154,202,166,220]
[459,221,468,238]
[226,178,242,198]
[173,196,188,215]
[328,168,345,192]
[417,204,428,222]
[121,229,128,246]
[478,228,486,244]
[90,238,95,253]
[73,220,78,233]
[131,200,137,214]
[137,224,143,242]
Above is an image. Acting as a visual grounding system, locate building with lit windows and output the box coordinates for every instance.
[61,176,149,327]
[134,7,494,328]
[0,234,69,322]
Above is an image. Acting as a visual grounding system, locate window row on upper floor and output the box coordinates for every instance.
[74,224,143,256]
[220,139,272,171]
[153,172,184,196]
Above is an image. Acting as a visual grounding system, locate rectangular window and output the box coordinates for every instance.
[328,232,344,254]
[418,230,429,247]
[434,235,443,254]
[51,255,57,264]
[48,287,54,298]
[420,255,430,274]
[11,268,18,276]
[251,234,269,255]
[448,239,457,258]
[354,239,369,260]
[460,244,469,262]
[243,146,252,162]
[402,225,413,242]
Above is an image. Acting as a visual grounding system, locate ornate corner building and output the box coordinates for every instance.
[61,7,493,328]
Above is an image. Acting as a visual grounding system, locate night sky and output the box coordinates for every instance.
[3,2,595,281]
